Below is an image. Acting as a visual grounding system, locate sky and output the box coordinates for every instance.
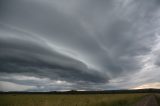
[0,0,160,91]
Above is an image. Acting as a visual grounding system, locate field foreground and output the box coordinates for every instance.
[0,93,153,106]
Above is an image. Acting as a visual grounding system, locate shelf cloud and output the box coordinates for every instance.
[0,0,160,91]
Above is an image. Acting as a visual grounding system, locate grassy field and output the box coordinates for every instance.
[0,93,146,106]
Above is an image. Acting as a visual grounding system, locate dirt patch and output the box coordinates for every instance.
[133,95,159,106]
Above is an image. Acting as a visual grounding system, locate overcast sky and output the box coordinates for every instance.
[0,0,160,91]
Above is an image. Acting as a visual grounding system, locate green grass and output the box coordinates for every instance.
[0,93,146,106]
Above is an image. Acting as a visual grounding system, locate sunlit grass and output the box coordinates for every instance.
[0,93,146,106]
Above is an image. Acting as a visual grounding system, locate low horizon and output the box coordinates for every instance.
[1,88,160,92]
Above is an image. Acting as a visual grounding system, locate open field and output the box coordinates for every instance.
[0,93,147,106]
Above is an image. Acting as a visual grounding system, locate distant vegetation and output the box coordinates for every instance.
[0,93,146,106]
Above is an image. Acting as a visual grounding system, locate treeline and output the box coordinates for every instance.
[0,89,160,94]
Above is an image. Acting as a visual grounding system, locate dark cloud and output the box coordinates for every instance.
[0,0,160,91]
[0,25,108,84]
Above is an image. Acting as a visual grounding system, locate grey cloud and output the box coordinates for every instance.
[0,0,160,91]
[0,24,108,85]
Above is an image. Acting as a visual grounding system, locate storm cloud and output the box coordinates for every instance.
[0,0,160,91]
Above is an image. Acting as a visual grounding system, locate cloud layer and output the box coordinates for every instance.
[0,0,160,91]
